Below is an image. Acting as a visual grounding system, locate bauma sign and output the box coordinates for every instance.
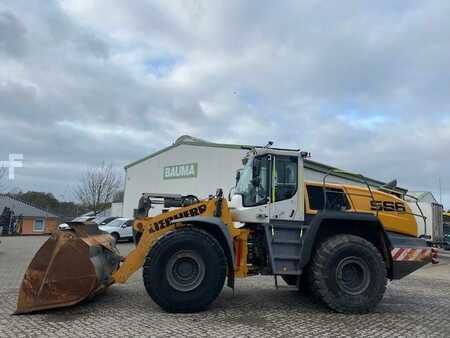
[163,163,198,179]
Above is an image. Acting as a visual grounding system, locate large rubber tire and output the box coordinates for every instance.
[309,234,387,313]
[143,228,227,313]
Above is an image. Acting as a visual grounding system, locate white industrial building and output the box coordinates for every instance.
[406,191,444,243]
[122,135,405,218]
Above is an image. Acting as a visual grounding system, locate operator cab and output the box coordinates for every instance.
[230,148,306,223]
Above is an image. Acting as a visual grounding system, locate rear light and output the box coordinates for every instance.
[431,248,439,264]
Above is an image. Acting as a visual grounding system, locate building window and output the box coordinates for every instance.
[33,218,45,232]
[307,185,351,211]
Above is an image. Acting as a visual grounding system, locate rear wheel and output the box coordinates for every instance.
[309,234,387,313]
[143,228,226,313]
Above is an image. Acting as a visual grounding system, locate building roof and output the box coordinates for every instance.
[124,135,256,169]
[125,135,408,194]
[407,191,439,203]
[0,195,59,218]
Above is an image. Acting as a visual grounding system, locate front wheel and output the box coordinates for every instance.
[309,234,387,313]
[143,228,227,313]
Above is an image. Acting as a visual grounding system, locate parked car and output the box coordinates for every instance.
[72,216,96,223]
[94,216,118,226]
[59,216,97,230]
[98,218,133,242]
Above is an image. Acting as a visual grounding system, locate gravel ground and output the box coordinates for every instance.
[1,236,449,337]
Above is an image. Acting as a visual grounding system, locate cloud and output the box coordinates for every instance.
[0,0,449,207]
[0,10,27,57]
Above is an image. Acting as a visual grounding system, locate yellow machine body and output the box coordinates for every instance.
[304,182,418,237]
[16,180,425,314]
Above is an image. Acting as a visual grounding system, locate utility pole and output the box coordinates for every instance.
[438,178,442,205]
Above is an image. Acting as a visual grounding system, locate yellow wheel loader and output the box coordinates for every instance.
[16,148,438,315]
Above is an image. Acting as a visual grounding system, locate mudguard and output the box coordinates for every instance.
[171,216,236,270]
[171,215,237,288]
[299,211,391,270]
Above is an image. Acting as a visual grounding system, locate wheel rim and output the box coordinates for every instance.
[166,250,205,292]
[335,256,370,295]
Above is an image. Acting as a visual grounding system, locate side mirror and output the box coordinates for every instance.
[121,224,127,228]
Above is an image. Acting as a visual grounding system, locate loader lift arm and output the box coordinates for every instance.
[113,195,242,285]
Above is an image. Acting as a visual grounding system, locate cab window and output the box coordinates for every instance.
[235,155,270,207]
[272,156,298,202]
[307,185,350,211]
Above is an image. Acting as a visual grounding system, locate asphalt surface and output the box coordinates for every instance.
[1,236,449,337]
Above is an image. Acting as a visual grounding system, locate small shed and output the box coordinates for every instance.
[0,195,60,235]
[407,191,439,204]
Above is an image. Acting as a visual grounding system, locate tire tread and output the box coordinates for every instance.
[143,227,226,313]
[309,234,387,314]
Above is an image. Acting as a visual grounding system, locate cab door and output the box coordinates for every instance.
[269,155,301,221]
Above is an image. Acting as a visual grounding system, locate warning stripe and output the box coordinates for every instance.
[398,249,410,261]
[391,247,431,262]
[416,249,428,260]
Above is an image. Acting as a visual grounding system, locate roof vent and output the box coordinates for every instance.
[174,135,208,144]
[384,179,397,189]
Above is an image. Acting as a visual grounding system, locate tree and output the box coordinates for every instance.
[15,191,60,211]
[113,190,124,203]
[74,162,121,215]
[11,190,88,221]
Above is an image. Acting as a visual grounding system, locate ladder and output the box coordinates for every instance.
[264,220,306,275]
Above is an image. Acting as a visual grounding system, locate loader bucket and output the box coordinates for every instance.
[15,222,121,314]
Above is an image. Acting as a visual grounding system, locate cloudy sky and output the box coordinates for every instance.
[0,0,449,206]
